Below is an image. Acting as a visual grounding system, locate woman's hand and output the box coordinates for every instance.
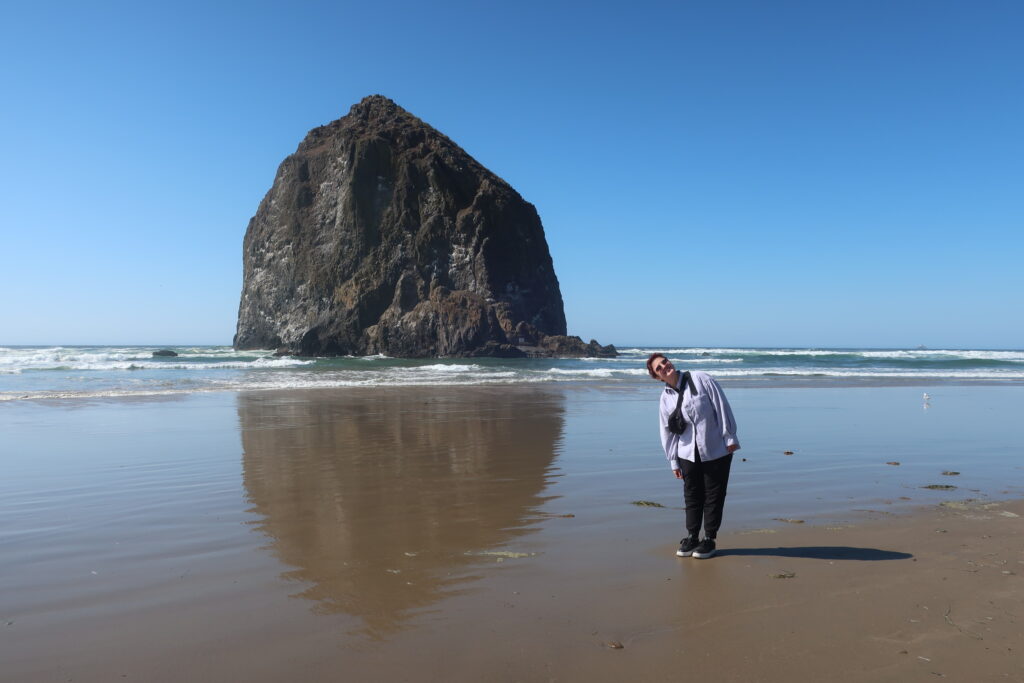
[674,470,684,480]
[727,444,739,453]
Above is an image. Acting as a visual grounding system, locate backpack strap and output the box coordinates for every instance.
[684,371,697,396]
[672,371,696,411]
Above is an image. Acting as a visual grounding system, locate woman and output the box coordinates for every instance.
[646,353,740,559]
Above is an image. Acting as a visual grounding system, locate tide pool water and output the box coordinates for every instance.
[1,345,1022,401]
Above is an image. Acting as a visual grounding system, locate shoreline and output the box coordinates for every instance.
[4,375,1024,405]
[3,344,1023,402]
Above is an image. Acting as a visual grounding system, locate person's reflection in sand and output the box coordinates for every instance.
[237,386,565,638]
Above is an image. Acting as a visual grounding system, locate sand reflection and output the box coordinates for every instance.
[237,387,564,636]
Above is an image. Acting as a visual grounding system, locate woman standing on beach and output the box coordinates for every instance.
[646,353,740,559]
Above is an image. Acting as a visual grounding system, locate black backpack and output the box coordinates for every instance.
[667,371,698,435]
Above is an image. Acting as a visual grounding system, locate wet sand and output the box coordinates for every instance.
[2,385,1023,681]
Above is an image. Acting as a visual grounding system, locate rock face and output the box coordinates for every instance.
[235,95,613,358]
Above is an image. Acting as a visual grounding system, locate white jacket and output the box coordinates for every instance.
[658,370,740,471]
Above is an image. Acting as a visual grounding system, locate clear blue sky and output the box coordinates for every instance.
[1,1,1021,348]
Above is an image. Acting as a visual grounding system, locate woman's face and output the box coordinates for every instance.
[651,356,676,382]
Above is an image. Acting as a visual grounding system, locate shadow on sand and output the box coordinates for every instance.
[719,546,912,561]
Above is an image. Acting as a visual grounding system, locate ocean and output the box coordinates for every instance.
[1,345,1022,401]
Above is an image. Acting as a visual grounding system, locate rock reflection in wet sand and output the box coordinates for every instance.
[238,386,565,637]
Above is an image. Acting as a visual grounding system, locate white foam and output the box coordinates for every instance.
[538,368,645,378]
[618,347,841,357]
[0,347,313,373]
[616,347,1024,361]
[858,349,1024,362]
[711,367,1022,379]
[408,364,480,373]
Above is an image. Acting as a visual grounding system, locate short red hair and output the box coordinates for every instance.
[645,352,666,380]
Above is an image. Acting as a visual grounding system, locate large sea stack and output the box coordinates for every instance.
[234,95,615,358]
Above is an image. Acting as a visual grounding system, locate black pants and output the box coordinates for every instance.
[680,450,733,540]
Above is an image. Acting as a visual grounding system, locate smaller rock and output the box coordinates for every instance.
[604,640,624,649]
[533,335,617,358]
[922,484,957,490]
[941,471,960,476]
[631,500,665,508]
[886,461,901,466]
[770,571,796,579]
[152,349,177,357]
[465,342,527,358]
[783,451,794,455]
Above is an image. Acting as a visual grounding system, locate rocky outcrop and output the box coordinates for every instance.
[537,336,617,358]
[234,95,614,358]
